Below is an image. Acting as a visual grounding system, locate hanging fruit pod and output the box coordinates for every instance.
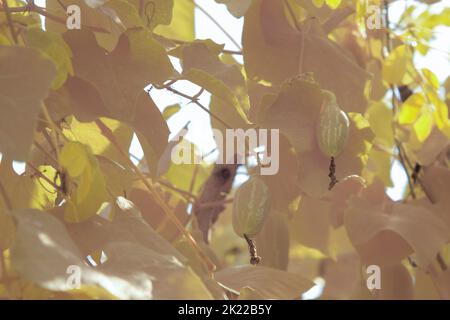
[316,90,350,158]
[232,177,271,238]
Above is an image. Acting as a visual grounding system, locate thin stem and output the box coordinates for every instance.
[195,198,233,210]
[384,2,416,200]
[328,156,338,190]
[95,119,216,274]
[33,140,59,167]
[26,162,64,194]
[2,0,18,44]
[396,144,416,199]
[157,178,197,202]
[191,0,242,50]
[167,38,242,55]
[243,234,261,265]
[163,86,232,129]
[188,164,199,196]
[41,104,61,159]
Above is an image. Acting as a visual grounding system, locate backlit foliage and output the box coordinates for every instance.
[0,0,449,300]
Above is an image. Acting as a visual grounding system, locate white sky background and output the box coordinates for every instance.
[24,0,449,199]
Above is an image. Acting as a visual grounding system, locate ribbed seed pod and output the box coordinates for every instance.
[232,177,271,238]
[316,91,350,157]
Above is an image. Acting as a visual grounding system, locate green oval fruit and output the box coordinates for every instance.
[316,91,350,157]
[232,177,271,238]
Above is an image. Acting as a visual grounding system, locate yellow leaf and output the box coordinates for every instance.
[290,196,332,256]
[366,102,394,147]
[413,110,433,142]
[325,0,341,9]
[399,93,425,125]
[345,180,449,268]
[155,0,195,41]
[382,45,414,85]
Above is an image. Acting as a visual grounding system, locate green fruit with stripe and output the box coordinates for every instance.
[316,90,350,157]
[232,177,271,238]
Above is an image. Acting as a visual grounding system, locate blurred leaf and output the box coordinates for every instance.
[344,180,449,268]
[382,45,414,86]
[10,208,210,299]
[25,28,73,89]
[0,46,55,161]
[215,265,313,299]
[375,264,414,300]
[256,213,290,270]
[243,0,370,113]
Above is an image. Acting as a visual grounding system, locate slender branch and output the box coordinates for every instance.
[167,37,242,55]
[162,85,232,129]
[26,162,64,194]
[1,0,18,44]
[191,0,242,50]
[222,49,243,55]
[95,119,216,274]
[384,1,416,200]
[188,163,199,195]
[33,140,59,168]
[195,198,233,210]
[244,233,261,265]
[157,178,198,202]
[396,143,416,199]
[41,104,61,159]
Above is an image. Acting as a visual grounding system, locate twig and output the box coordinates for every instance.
[396,144,416,199]
[191,0,242,50]
[157,178,197,202]
[1,0,18,44]
[95,119,216,274]
[188,164,199,196]
[328,156,338,190]
[195,198,233,210]
[166,37,242,55]
[384,1,416,200]
[437,253,447,272]
[163,85,232,129]
[41,104,61,159]
[33,140,59,167]
[244,234,261,265]
[26,162,65,194]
